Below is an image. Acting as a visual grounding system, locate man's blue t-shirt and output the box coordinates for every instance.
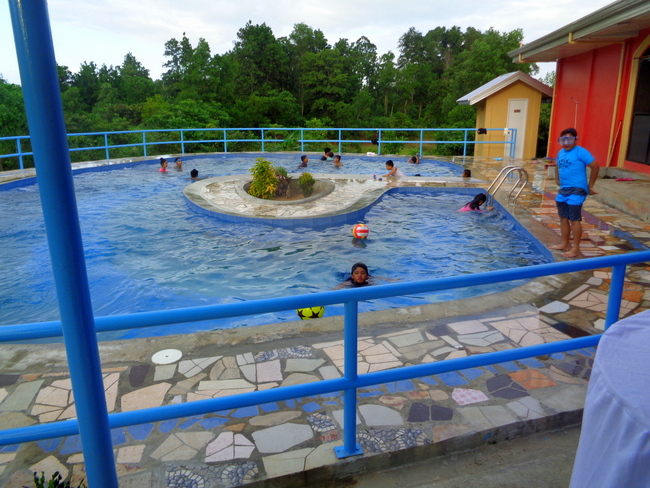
[557,146,594,192]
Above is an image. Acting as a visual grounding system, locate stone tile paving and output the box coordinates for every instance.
[0,308,603,486]
[1,156,649,486]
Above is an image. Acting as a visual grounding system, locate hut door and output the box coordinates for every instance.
[506,99,528,159]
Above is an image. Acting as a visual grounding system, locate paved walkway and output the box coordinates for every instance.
[0,155,649,487]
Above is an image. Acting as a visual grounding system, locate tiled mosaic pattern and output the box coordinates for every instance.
[0,314,598,487]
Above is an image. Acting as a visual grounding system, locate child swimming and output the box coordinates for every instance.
[460,193,491,211]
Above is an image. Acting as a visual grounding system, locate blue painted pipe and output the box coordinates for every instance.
[8,1,118,486]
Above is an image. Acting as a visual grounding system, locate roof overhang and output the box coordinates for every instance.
[509,0,650,63]
[457,71,553,105]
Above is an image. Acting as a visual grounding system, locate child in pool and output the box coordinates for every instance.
[408,154,420,164]
[334,262,396,289]
[462,169,471,178]
[320,147,333,161]
[382,160,404,177]
[189,169,203,181]
[460,193,492,211]
[159,158,168,172]
[333,155,342,167]
[334,262,371,289]
[298,155,308,168]
[174,157,183,171]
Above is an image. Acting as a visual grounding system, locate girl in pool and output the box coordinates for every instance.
[159,158,168,172]
[334,262,371,289]
[334,263,396,289]
[460,193,492,211]
[174,157,183,171]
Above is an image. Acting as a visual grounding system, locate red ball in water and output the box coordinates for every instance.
[352,223,369,239]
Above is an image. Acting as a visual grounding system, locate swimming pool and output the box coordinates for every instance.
[0,154,551,340]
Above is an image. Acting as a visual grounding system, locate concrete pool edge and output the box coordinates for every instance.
[0,271,582,370]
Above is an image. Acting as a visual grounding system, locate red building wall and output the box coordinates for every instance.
[550,27,650,175]
[550,44,621,165]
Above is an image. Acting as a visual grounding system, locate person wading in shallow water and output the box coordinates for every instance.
[549,128,599,259]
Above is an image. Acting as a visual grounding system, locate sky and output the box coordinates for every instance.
[1,0,614,86]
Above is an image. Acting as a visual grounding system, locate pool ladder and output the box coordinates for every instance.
[486,166,529,207]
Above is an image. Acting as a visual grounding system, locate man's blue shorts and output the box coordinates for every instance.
[556,193,585,221]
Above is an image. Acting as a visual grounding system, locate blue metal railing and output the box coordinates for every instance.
[3,2,625,487]
[0,127,517,170]
[2,253,650,461]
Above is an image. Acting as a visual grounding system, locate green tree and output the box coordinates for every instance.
[117,53,155,105]
[232,22,289,95]
[284,23,329,115]
[161,33,195,96]
[70,61,101,111]
[300,48,348,120]
[0,77,27,137]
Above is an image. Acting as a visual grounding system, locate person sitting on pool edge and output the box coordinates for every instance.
[174,157,183,171]
[159,158,168,172]
[298,155,308,168]
[189,169,203,181]
[460,192,492,211]
[382,160,404,177]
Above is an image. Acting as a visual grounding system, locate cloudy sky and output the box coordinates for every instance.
[1,0,613,85]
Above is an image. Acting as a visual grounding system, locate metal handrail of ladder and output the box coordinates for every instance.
[486,165,529,206]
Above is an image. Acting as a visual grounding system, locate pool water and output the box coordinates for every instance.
[0,155,550,340]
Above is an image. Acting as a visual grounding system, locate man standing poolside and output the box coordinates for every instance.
[549,128,599,258]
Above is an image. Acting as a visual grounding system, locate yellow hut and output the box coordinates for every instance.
[457,72,553,159]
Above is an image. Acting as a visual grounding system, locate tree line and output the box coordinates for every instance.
[0,22,543,165]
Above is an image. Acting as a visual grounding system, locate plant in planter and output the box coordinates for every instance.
[274,166,292,197]
[248,158,278,199]
[298,172,316,197]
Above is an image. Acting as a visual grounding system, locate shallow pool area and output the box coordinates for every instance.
[0,154,552,339]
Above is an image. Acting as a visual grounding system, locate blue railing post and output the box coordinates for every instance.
[605,264,626,329]
[338,129,342,154]
[377,129,382,155]
[419,129,423,156]
[261,129,265,152]
[104,133,109,160]
[8,1,119,487]
[300,129,305,152]
[16,137,24,169]
[334,301,364,458]
[142,131,148,157]
[223,129,228,153]
[180,129,185,154]
[463,129,468,156]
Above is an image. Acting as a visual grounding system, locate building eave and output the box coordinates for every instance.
[509,0,650,63]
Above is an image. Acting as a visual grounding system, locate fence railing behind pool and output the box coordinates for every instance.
[0,127,517,170]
